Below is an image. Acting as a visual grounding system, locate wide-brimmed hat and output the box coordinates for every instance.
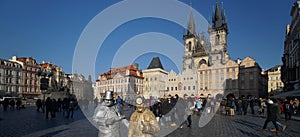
[103,90,114,100]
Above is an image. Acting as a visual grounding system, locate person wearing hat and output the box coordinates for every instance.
[93,90,128,137]
[128,96,160,137]
[261,99,279,134]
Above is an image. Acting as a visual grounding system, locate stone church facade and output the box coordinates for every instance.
[165,1,268,99]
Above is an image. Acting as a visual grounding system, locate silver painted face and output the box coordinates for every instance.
[104,99,114,107]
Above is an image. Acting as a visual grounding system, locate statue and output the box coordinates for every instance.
[93,90,128,137]
[128,96,160,137]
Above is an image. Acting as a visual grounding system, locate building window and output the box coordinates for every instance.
[241,75,245,81]
[249,73,254,80]
[216,34,220,45]
[250,82,254,89]
[232,82,236,89]
[241,83,245,89]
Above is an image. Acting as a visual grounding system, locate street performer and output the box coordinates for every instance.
[128,96,160,137]
[93,90,128,137]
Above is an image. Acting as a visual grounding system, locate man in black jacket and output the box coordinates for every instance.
[262,99,279,133]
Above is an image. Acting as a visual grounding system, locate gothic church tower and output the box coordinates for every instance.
[208,1,229,65]
[183,11,198,71]
[182,10,208,71]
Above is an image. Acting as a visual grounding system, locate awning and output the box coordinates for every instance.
[272,89,300,98]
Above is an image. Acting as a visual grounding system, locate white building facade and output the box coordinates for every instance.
[0,58,22,97]
[95,64,144,103]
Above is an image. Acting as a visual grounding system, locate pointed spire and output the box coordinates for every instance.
[187,11,196,35]
[221,2,227,24]
[212,0,228,31]
[213,0,222,28]
[186,0,196,36]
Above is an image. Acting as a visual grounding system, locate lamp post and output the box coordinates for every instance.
[37,69,53,113]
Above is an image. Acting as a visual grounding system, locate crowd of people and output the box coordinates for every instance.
[0,97,24,111]
[39,96,78,119]
[219,96,299,119]
[2,92,299,136]
[0,95,79,121]
[146,94,218,129]
[218,95,299,134]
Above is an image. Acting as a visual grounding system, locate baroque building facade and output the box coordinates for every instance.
[0,55,89,99]
[282,0,300,92]
[0,58,22,97]
[10,56,40,98]
[95,64,143,103]
[40,61,67,93]
[267,65,284,94]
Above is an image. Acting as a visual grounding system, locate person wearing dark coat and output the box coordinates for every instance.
[50,99,58,118]
[45,97,52,119]
[9,99,15,110]
[152,99,163,125]
[161,98,173,126]
[262,99,279,133]
[242,97,249,115]
[62,97,69,117]
[283,99,293,121]
[36,99,42,112]
[16,99,22,110]
[3,98,9,111]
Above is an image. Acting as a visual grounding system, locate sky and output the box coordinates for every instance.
[0,0,294,80]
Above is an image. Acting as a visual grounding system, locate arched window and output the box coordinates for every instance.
[188,42,192,51]
[216,34,220,45]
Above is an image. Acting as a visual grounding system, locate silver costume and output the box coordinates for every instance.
[94,103,124,137]
[93,90,127,137]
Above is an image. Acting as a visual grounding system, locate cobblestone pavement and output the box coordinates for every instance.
[0,105,299,137]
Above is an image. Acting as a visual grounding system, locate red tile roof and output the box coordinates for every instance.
[99,65,144,80]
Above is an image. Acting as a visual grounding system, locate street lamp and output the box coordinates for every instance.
[37,69,53,112]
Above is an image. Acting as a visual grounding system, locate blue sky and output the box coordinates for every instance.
[0,0,294,80]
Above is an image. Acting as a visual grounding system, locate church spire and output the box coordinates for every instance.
[212,0,222,28]
[186,0,196,36]
[212,0,228,32]
[187,11,196,35]
[221,2,227,24]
